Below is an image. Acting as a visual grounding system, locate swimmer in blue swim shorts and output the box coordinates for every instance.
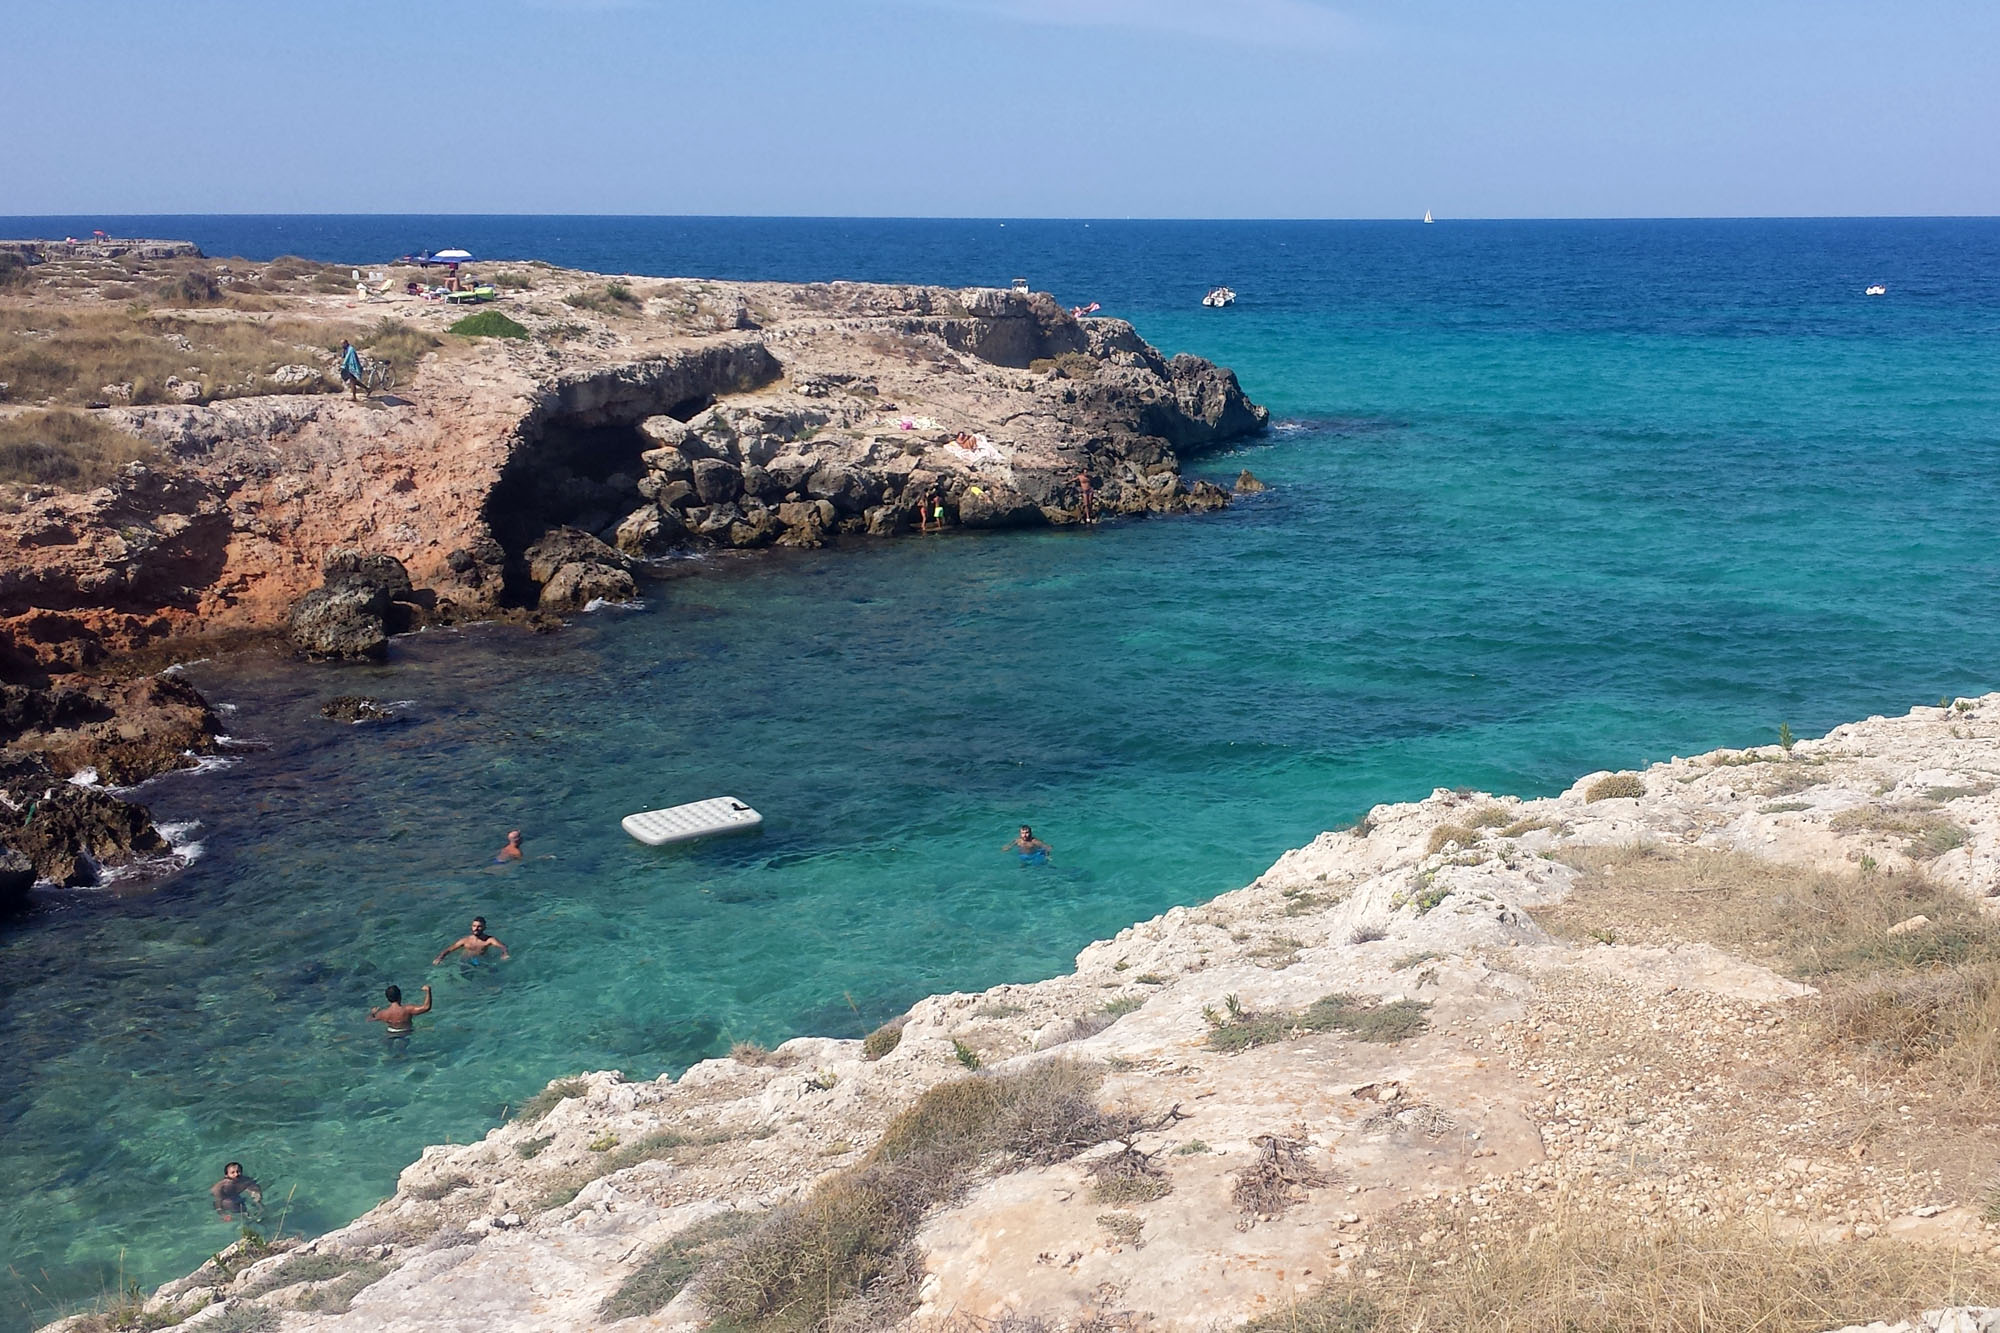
[1003,825,1052,864]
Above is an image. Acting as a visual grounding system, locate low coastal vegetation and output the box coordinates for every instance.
[672,1061,1148,1330]
[361,318,438,371]
[562,282,642,317]
[1245,1214,2000,1333]
[1584,772,1647,801]
[1828,805,1970,860]
[233,1250,388,1304]
[446,310,529,340]
[597,1212,756,1321]
[861,1019,905,1060]
[0,304,353,408]
[1550,845,2000,1098]
[0,409,153,491]
[1204,993,1432,1053]
[512,1076,591,1124]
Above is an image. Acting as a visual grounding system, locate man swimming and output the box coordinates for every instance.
[495,830,523,862]
[434,916,510,965]
[369,983,432,1036]
[1003,825,1052,860]
[211,1162,262,1218]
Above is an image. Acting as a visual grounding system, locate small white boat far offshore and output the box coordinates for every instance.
[622,796,763,846]
[1202,286,1237,308]
[1865,284,1887,296]
[1424,210,1434,224]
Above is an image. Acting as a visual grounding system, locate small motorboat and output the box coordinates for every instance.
[1865,284,1887,296]
[1202,286,1237,308]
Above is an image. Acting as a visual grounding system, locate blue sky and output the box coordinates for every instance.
[5,0,1997,217]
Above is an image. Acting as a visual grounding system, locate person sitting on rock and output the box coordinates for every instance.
[338,339,365,400]
[434,916,510,966]
[495,829,523,863]
[370,983,432,1037]
[211,1162,262,1218]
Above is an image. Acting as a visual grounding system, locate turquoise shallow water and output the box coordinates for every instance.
[4,218,2000,1327]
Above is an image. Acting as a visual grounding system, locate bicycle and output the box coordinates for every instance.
[362,359,396,394]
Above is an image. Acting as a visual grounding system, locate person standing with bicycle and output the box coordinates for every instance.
[338,339,366,400]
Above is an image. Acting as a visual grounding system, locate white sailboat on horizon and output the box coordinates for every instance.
[1423,210,1434,224]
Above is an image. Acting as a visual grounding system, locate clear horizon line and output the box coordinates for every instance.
[3,211,1999,224]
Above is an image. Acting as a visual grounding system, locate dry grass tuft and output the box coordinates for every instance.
[1205,992,1431,1053]
[234,1250,384,1302]
[363,318,438,372]
[1244,1215,2000,1332]
[732,1041,794,1067]
[0,409,154,490]
[1464,803,1514,829]
[1830,805,1970,860]
[0,303,355,406]
[1550,847,2000,1100]
[862,1018,905,1060]
[405,1173,472,1202]
[564,282,643,317]
[1586,772,1647,801]
[1426,823,1480,855]
[598,1211,756,1320]
[696,1062,1145,1330]
[513,1076,591,1124]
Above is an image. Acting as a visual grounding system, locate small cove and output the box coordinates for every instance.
[5,217,2000,1328]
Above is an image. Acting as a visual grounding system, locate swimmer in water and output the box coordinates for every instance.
[495,829,523,863]
[369,983,432,1036]
[434,916,510,966]
[211,1162,262,1218]
[1003,825,1052,860]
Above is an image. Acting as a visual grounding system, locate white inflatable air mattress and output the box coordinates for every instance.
[622,797,763,846]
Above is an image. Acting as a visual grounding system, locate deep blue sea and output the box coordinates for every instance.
[3,216,1999,1328]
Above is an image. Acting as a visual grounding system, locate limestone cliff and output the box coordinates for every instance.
[0,262,1267,883]
[51,697,2000,1331]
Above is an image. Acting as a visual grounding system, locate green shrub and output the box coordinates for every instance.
[1586,773,1647,801]
[951,1037,982,1069]
[448,310,530,340]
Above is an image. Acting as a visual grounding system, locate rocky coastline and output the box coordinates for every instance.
[0,252,1268,891]
[37,695,2000,1331]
